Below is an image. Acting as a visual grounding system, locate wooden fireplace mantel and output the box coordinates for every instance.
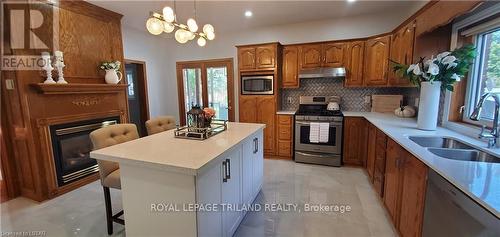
[31,83,128,95]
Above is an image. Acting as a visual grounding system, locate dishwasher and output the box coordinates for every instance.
[422,170,500,237]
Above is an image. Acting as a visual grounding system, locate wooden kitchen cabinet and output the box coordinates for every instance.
[373,128,387,196]
[256,96,276,155]
[256,45,276,69]
[323,42,346,67]
[239,96,258,122]
[282,46,299,88]
[238,47,256,71]
[238,96,276,155]
[365,123,377,181]
[382,138,428,237]
[345,41,365,87]
[277,115,293,158]
[299,42,346,70]
[364,35,391,86]
[388,21,415,87]
[399,152,428,237]
[299,44,323,69]
[237,43,278,71]
[343,117,367,166]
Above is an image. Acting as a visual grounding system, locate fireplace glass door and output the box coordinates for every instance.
[50,117,119,186]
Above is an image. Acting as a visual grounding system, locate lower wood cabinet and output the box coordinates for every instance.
[373,128,387,196]
[343,117,368,166]
[366,123,377,181]
[239,96,276,156]
[383,138,428,237]
[277,115,293,158]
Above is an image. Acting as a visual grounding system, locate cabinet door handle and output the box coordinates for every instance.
[253,138,258,154]
[222,161,227,183]
[226,158,231,180]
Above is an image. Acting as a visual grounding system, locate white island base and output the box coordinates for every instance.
[90,123,265,237]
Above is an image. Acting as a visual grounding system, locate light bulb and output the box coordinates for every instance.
[175,29,189,44]
[146,17,163,35]
[187,31,195,40]
[187,18,198,32]
[206,31,215,40]
[203,24,214,34]
[162,6,175,23]
[197,37,206,47]
[163,22,175,33]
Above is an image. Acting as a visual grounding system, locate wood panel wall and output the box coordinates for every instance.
[1,0,127,201]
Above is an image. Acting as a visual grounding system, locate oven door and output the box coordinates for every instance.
[294,120,342,154]
[241,76,274,95]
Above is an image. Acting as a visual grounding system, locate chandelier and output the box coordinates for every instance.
[145,0,215,47]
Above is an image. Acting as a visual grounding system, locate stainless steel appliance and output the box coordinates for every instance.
[298,67,346,79]
[294,96,343,166]
[422,170,500,237]
[241,75,274,95]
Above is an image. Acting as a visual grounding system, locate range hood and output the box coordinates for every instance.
[298,67,346,79]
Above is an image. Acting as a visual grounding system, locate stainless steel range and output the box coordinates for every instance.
[294,96,343,167]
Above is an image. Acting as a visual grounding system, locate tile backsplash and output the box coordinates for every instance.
[281,78,420,111]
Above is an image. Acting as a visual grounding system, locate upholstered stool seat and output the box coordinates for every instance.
[145,116,176,135]
[90,123,139,235]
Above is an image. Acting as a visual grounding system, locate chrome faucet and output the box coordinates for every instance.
[470,92,500,148]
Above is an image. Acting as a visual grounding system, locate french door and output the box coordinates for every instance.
[176,58,235,125]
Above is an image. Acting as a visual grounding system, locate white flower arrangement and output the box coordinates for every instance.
[392,45,475,92]
[100,60,121,71]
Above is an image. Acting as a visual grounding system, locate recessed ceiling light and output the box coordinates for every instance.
[347,0,356,2]
[245,10,253,17]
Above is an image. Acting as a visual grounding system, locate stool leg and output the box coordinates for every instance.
[103,187,113,235]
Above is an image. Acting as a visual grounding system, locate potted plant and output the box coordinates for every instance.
[100,60,122,84]
[392,44,475,130]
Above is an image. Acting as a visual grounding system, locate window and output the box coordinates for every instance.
[463,20,500,125]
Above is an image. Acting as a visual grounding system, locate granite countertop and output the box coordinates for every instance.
[344,112,500,218]
[90,122,265,175]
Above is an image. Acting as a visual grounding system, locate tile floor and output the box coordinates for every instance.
[1,160,396,237]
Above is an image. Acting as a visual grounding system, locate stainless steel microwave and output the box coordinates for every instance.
[241,75,274,95]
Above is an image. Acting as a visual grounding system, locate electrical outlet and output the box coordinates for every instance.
[364,95,371,104]
[5,79,14,90]
[287,97,293,104]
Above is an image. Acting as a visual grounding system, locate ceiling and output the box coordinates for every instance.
[90,0,427,33]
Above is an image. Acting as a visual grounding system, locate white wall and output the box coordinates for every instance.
[122,9,421,121]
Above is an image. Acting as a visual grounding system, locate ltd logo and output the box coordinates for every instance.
[1,1,59,70]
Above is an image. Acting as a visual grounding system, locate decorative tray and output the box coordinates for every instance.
[174,120,228,140]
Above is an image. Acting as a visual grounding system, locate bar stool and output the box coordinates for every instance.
[145,116,176,135]
[90,123,139,235]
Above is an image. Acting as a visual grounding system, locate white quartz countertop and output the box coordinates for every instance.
[276,110,296,115]
[344,112,500,218]
[90,122,265,175]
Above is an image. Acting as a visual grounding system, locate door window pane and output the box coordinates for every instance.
[183,68,203,119]
[207,66,229,120]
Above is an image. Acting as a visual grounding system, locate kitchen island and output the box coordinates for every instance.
[90,122,265,237]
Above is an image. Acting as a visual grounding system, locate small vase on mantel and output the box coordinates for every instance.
[104,69,122,84]
[417,81,441,131]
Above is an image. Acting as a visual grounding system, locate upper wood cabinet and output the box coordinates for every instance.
[282,46,299,88]
[389,22,416,87]
[238,47,256,71]
[323,42,346,67]
[345,41,365,87]
[239,96,258,122]
[299,42,346,70]
[256,45,276,69]
[343,117,367,166]
[237,44,278,71]
[364,35,391,86]
[299,44,323,69]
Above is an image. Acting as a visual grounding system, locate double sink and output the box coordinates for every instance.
[409,136,500,163]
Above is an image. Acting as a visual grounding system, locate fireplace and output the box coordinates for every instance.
[50,117,120,187]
